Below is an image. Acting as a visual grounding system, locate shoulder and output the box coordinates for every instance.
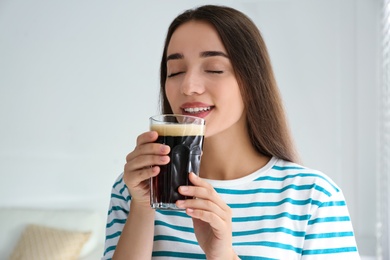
[269,158,342,201]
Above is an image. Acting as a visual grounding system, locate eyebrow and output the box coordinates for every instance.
[166,51,228,61]
[166,53,183,61]
[200,51,228,58]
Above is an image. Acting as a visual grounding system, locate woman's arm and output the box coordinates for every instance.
[301,190,360,259]
[103,131,170,259]
[112,201,155,259]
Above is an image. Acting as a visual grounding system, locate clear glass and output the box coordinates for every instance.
[149,114,205,210]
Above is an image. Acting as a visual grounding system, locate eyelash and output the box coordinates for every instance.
[206,70,223,74]
[167,72,183,78]
[167,70,223,78]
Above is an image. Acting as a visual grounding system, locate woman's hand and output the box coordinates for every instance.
[113,131,169,259]
[176,173,239,260]
[123,131,170,206]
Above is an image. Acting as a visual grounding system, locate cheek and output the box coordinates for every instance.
[233,86,245,111]
[221,85,244,111]
[222,87,246,123]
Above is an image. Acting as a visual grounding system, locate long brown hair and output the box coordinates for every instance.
[159,5,299,163]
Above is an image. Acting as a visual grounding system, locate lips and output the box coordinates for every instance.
[181,102,213,118]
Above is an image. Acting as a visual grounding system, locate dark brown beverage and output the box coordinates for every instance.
[150,121,205,210]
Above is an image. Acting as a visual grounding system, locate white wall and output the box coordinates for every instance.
[0,0,380,256]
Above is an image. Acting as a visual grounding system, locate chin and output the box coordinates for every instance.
[203,127,221,139]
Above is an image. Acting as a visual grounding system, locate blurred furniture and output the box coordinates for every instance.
[0,208,105,259]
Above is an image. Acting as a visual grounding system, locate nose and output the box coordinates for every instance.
[180,71,205,96]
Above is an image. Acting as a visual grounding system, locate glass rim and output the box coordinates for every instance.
[149,114,205,125]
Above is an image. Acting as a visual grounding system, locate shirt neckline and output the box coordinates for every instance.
[202,156,278,188]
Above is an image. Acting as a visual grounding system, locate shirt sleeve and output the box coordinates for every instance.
[101,173,131,260]
[301,190,360,259]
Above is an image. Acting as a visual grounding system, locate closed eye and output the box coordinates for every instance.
[206,70,223,74]
[167,72,184,78]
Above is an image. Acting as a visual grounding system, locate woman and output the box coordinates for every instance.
[103,5,359,259]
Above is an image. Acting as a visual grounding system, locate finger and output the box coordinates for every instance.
[186,208,229,239]
[124,165,160,187]
[126,154,170,172]
[188,172,213,190]
[176,196,227,220]
[126,142,170,162]
[180,173,230,212]
[136,131,158,146]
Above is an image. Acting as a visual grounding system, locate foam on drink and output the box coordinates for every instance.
[151,123,205,137]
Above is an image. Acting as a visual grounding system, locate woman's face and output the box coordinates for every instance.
[165,21,245,138]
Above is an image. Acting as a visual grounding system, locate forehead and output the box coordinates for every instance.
[167,21,227,55]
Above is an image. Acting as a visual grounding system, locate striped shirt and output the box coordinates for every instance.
[102,157,360,259]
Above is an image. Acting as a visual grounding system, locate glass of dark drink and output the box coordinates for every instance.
[149,114,205,210]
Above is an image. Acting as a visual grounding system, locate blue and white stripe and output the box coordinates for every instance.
[102,157,359,259]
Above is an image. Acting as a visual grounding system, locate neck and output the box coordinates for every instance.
[199,125,270,181]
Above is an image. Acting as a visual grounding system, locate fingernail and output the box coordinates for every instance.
[179,186,188,192]
[161,145,169,153]
[176,200,185,207]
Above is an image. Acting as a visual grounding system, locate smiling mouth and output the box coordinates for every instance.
[183,107,212,114]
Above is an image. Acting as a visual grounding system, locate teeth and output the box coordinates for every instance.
[184,107,211,113]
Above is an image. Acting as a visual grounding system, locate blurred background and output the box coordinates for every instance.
[0,0,384,258]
